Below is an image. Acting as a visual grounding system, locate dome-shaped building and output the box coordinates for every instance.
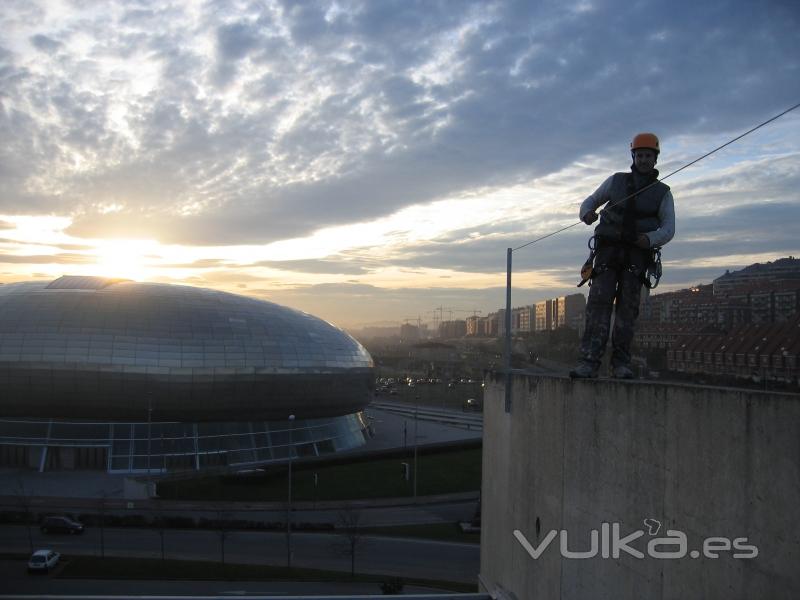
[0,276,374,474]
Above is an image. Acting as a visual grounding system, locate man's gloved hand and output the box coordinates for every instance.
[622,231,650,248]
[582,210,598,225]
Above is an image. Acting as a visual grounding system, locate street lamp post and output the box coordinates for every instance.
[99,493,106,559]
[413,395,419,498]
[147,394,153,495]
[286,414,295,569]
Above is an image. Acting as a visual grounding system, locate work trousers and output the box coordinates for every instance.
[578,242,648,370]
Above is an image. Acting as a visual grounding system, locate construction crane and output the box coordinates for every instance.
[402,315,423,329]
[400,316,426,341]
[453,309,483,318]
[429,306,455,327]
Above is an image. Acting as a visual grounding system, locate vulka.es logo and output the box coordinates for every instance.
[513,520,758,560]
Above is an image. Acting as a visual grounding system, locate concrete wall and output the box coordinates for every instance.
[479,374,800,600]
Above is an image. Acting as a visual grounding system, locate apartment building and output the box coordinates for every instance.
[634,322,700,350]
[643,279,800,329]
[712,256,800,295]
[667,317,800,383]
[466,315,481,336]
[438,319,467,339]
[721,281,800,325]
[465,293,586,337]
[511,305,534,334]
[534,299,554,332]
[556,293,586,330]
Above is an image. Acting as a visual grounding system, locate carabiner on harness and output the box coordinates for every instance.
[577,236,597,287]
[643,247,662,289]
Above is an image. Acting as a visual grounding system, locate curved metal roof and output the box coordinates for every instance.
[0,277,373,421]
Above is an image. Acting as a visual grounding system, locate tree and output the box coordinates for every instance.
[98,492,106,559]
[216,510,230,566]
[153,500,166,561]
[336,505,367,577]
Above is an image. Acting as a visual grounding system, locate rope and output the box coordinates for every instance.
[512,101,800,253]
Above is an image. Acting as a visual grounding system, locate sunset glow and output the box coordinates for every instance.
[0,1,797,328]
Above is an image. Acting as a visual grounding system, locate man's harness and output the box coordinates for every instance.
[578,171,663,290]
[577,235,662,289]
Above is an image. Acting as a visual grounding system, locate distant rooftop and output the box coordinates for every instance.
[714,256,800,281]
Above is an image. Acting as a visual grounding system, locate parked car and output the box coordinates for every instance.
[463,398,483,412]
[27,549,60,573]
[41,515,84,535]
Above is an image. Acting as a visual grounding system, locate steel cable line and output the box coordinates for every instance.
[512,101,800,253]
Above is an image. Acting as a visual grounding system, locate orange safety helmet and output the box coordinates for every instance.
[631,132,660,154]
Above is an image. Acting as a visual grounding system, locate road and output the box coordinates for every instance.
[0,494,479,530]
[0,524,479,583]
[0,560,488,597]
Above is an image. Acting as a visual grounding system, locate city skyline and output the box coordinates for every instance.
[1,1,798,329]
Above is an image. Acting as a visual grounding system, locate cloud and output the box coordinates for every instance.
[247,280,513,327]
[0,253,93,264]
[0,237,93,251]
[1,0,796,247]
[216,21,264,61]
[0,1,798,327]
[159,258,232,269]
[254,258,374,275]
[29,34,61,53]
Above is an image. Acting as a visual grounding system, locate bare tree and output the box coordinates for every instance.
[216,509,230,566]
[98,492,106,559]
[153,501,166,560]
[335,505,368,577]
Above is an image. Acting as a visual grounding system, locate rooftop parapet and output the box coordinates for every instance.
[479,373,800,599]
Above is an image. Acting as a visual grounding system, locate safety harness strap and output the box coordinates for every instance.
[577,236,663,289]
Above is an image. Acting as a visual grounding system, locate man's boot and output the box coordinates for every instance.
[569,361,598,379]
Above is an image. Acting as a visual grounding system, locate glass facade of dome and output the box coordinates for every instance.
[0,277,374,474]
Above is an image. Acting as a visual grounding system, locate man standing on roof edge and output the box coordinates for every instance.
[569,133,676,379]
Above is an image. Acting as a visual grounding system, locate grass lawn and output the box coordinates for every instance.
[158,446,482,502]
[56,555,476,593]
[360,522,480,544]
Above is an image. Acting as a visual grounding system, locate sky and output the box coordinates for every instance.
[0,0,798,330]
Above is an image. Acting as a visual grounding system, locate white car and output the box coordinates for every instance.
[27,549,60,573]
